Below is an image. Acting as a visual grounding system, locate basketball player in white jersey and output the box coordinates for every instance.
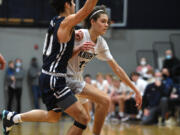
[66,5,142,135]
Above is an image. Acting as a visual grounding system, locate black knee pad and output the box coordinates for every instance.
[74,121,87,130]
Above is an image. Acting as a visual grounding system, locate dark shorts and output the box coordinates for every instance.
[39,73,77,112]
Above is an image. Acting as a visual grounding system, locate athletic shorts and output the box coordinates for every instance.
[39,73,77,112]
[66,76,89,104]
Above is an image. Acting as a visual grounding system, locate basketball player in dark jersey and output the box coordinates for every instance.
[2,0,99,135]
[0,53,6,70]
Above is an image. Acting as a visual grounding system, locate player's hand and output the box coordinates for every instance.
[144,109,150,116]
[0,54,6,70]
[80,41,95,51]
[75,30,83,41]
[135,92,142,110]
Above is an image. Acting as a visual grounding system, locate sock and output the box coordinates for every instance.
[119,112,124,117]
[111,112,115,116]
[7,112,13,120]
[13,114,23,123]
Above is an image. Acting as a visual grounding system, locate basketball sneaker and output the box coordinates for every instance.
[2,110,17,135]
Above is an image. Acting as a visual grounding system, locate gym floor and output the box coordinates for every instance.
[1,118,180,135]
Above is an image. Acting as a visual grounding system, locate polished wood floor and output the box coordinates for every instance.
[1,118,180,135]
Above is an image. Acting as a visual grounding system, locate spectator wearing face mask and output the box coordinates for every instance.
[136,57,153,80]
[14,58,25,113]
[28,57,41,109]
[141,71,168,125]
[163,49,180,77]
[162,68,174,97]
[4,61,16,112]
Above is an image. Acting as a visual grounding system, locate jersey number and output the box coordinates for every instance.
[43,33,53,56]
[79,61,86,69]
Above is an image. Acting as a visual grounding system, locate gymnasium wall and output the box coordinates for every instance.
[0,27,180,112]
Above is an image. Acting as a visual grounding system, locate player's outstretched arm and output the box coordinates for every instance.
[68,0,99,27]
[58,0,99,42]
[107,59,142,109]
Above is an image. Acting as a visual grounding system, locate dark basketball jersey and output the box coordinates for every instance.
[42,16,75,74]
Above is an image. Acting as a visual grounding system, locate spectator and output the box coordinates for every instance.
[130,72,148,96]
[4,61,16,111]
[146,69,155,83]
[110,76,133,119]
[14,58,25,113]
[136,57,153,80]
[83,74,96,120]
[163,49,179,77]
[28,57,41,109]
[171,62,180,90]
[162,68,174,96]
[84,74,96,85]
[0,53,6,70]
[141,71,167,125]
[105,73,114,94]
[94,73,108,93]
[168,86,180,121]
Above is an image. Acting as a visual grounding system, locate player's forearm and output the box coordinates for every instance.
[74,0,98,24]
[108,59,139,94]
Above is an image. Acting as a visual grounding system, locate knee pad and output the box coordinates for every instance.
[74,121,87,130]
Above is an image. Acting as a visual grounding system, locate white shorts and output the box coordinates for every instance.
[66,76,89,104]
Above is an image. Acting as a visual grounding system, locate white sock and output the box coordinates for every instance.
[111,112,115,116]
[13,114,22,123]
[7,112,14,120]
[119,112,124,117]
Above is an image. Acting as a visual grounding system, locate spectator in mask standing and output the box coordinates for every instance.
[5,61,16,111]
[28,57,41,109]
[14,58,25,113]
[163,49,179,77]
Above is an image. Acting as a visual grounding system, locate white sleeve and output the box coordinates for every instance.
[96,37,113,61]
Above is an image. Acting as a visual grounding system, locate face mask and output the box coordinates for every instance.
[162,74,168,78]
[155,77,162,81]
[16,62,22,67]
[146,74,152,79]
[140,60,146,66]
[166,55,172,60]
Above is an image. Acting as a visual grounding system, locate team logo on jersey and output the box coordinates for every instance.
[78,51,96,59]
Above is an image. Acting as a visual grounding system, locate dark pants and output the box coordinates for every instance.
[125,98,138,114]
[32,85,41,109]
[141,97,168,125]
[7,87,22,113]
[169,98,180,116]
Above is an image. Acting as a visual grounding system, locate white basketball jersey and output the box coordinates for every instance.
[67,29,113,81]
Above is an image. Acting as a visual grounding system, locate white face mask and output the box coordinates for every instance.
[140,60,146,66]
[155,77,162,81]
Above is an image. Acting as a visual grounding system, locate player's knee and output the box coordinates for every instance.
[80,112,90,124]
[76,111,90,125]
[102,96,111,109]
[46,113,60,123]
